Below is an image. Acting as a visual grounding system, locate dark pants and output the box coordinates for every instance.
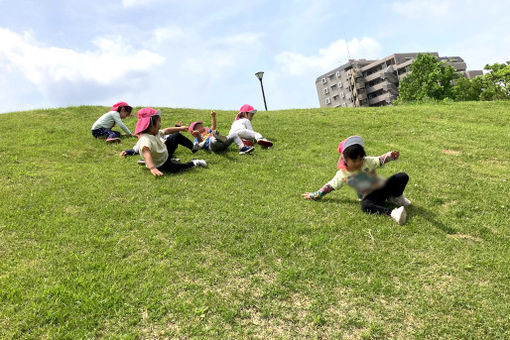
[92,128,120,139]
[157,133,195,173]
[361,172,409,215]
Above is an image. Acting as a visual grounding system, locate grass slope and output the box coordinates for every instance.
[1,102,509,339]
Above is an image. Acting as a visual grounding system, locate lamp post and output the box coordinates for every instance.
[255,71,268,111]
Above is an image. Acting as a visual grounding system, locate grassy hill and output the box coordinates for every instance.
[1,102,509,338]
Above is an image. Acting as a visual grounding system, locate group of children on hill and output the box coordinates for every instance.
[91,102,411,225]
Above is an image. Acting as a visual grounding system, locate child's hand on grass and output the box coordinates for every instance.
[120,151,127,157]
[150,167,163,177]
[175,121,183,127]
[179,125,188,132]
[302,192,319,200]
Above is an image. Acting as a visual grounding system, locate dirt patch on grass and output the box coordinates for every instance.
[442,149,461,156]
[446,233,483,242]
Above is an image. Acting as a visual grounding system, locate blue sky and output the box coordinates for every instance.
[1,0,509,113]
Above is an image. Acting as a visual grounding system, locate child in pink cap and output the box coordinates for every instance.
[135,108,207,177]
[91,102,134,143]
[302,135,411,225]
[228,104,273,148]
[189,110,254,155]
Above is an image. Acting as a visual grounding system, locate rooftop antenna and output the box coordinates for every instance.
[344,33,351,60]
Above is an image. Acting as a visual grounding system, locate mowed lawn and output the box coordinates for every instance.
[0,102,509,339]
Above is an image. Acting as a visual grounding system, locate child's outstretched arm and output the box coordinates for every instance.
[163,125,188,135]
[302,183,334,200]
[210,111,217,131]
[379,151,399,166]
[141,147,163,177]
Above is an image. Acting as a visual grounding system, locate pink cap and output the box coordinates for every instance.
[135,107,161,135]
[111,101,131,111]
[235,104,257,120]
[189,121,203,134]
[337,135,364,169]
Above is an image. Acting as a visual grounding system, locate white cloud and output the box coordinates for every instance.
[0,27,165,87]
[392,0,452,18]
[275,37,382,76]
[122,0,160,8]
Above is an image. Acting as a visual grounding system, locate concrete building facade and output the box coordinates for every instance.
[315,52,483,108]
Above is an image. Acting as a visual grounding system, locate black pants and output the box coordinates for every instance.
[361,172,409,215]
[157,133,195,173]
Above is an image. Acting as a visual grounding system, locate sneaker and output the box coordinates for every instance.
[389,195,412,206]
[106,137,121,143]
[192,159,208,167]
[212,130,227,143]
[192,142,201,153]
[390,206,407,225]
[170,158,181,163]
[137,159,146,165]
[239,146,254,155]
[257,138,273,147]
[242,139,254,147]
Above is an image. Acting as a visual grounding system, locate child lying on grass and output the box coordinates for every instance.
[229,104,273,148]
[302,135,411,225]
[190,110,254,155]
[134,107,207,177]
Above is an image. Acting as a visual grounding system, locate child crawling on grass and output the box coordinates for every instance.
[302,135,411,225]
[91,101,135,143]
[134,107,207,177]
[189,110,254,155]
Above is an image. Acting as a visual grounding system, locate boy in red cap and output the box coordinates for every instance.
[91,101,134,143]
[189,110,254,155]
[302,135,411,225]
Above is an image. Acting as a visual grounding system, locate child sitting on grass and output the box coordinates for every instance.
[91,101,134,143]
[190,110,254,155]
[302,135,411,225]
[135,107,207,177]
[229,104,273,148]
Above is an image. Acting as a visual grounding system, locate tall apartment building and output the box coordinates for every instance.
[315,52,483,108]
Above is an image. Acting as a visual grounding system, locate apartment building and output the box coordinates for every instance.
[315,52,482,108]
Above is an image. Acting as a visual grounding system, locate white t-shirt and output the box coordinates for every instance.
[138,130,168,168]
[229,118,254,135]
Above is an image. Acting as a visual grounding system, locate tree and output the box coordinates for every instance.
[452,76,483,101]
[396,54,457,103]
[479,62,510,100]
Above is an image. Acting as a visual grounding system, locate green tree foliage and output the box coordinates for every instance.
[452,76,483,101]
[396,53,457,102]
[479,62,510,100]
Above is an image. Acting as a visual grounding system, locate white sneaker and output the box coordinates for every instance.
[391,206,407,225]
[192,159,207,167]
[389,195,411,206]
[192,142,201,153]
[212,130,227,143]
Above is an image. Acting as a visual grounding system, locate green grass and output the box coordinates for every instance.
[1,102,509,339]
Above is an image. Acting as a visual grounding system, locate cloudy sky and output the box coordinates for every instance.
[0,0,509,113]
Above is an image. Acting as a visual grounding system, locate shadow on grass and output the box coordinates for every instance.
[407,205,457,234]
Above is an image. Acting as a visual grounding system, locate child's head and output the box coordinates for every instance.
[235,104,257,121]
[337,135,365,170]
[189,121,205,134]
[135,107,161,136]
[112,101,133,118]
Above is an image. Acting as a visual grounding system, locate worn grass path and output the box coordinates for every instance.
[1,102,509,338]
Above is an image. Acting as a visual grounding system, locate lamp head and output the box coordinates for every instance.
[255,71,264,80]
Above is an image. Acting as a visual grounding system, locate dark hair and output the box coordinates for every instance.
[343,144,366,160]
[140,115,161,135]
[117,106,133,114]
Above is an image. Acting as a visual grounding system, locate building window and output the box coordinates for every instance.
[336,71,341,78]
[323,88,329,95]
[340,92,345,98]
[325,98,331,105]
[322,77,327,84]
[333,95,339,100]
[338,82,343,88]
[331,84,337,90]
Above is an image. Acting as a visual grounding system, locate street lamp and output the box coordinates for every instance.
[255,71,268,111]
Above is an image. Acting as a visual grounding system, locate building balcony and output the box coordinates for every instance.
[369,92,394,106]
